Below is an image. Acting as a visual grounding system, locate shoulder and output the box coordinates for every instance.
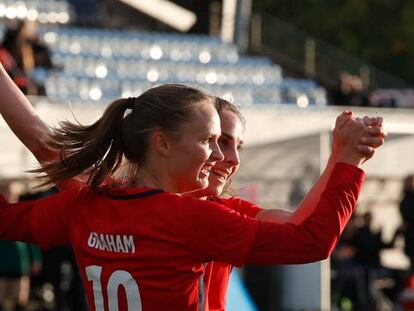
[54,185,95,205]
[158,194,236,216]
[211,196,249,210]
[211,196,263,217]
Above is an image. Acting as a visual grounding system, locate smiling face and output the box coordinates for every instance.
[167,103,224,193]
[192,109,244,197]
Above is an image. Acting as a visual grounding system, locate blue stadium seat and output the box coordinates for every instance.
[0,0,73,24]
[0,21,326,106]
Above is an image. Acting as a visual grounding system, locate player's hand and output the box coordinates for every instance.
[355,115,387,160]
[332,111,371,166]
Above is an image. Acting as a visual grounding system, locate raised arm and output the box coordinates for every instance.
[0,63,52,161]
[256,112,386,225]
[183,162,365,266]
[0,63,82,189]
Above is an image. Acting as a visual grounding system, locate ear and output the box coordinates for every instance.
[150,130,171,156]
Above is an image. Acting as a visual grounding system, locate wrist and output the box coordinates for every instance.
[336,150,364,167]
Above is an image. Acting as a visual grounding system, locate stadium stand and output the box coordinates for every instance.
[36,25,327,106]
[0,0,327,108]
[0,0,72,24]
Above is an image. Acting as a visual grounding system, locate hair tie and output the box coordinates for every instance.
[123,97,136,119]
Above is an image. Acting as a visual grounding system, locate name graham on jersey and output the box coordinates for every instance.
[87,232,135,253]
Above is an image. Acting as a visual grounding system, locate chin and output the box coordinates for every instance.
[208,182,225,197]
[204,187,221,197]
[198,178,210,190]
[180,180,208,193]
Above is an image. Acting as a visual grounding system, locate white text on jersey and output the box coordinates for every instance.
[87,232,136,253]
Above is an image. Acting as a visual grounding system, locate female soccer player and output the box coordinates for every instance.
[0,64,382,311]
[198,98,385,310]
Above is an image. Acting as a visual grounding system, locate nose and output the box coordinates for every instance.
[226,147,240,166]
[210,140,224,162]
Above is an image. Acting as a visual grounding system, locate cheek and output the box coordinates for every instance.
[183,144,210,170]
[228,165,240,179]
[196,144,211,161]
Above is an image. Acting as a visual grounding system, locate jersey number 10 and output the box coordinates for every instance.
[86,265,142,310]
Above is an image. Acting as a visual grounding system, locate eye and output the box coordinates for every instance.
[237,144,243,150]
[202,136,217,144]
[218,138,228,147]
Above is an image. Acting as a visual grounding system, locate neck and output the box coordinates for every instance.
[181,192,208,200]
[128,159,180,193]
[185,188,211,200]
[132,170,164,190]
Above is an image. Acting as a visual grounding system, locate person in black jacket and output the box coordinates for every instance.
[400,175,414,271]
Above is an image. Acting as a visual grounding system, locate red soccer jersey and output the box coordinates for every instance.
[204,197,262,311]
[0,163,364,311]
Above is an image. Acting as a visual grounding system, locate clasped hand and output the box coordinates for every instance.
[333,111,387,166]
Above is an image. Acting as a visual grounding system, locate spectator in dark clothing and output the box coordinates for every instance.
[351,211,395,310]
[353,212,393,268]
[399,175,414,271]
[331,72,371,107]
[1,20,54,95]
[331,214,365,310]
[0,42,32,94]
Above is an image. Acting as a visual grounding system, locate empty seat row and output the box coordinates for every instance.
[43,73,326,107]
[39,27,241,65]
[0,0,72,24]
[48,54,283,86]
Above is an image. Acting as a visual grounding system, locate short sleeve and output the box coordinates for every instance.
[0,188,83,248]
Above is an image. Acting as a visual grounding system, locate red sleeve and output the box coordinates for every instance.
[0,188,83,248]
[225,197,263,218]
[179,162,364,267]
[246,162,365,264]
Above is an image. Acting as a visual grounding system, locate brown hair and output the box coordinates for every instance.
[34,84,214,190]
[214,97,246,196]
[214,97,245,129]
